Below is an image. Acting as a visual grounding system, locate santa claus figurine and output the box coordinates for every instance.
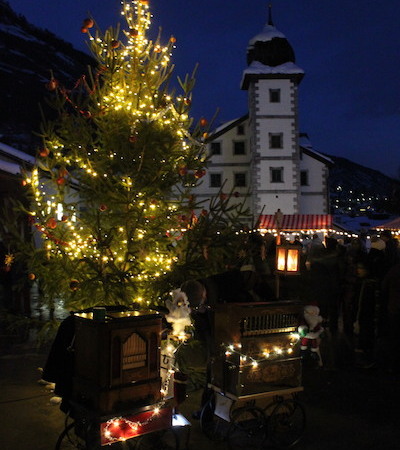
[298,304,324,366]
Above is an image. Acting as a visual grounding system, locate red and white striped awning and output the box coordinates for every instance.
[257,214,333,231]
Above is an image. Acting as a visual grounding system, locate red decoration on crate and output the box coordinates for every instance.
[100,407,173,445]
[173,371,188,406]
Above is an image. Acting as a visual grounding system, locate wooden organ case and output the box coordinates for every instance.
[210,301,302,397]
[72,309,162,415]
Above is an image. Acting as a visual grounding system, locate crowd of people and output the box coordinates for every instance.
[296,231,399,372]
[180,229,400,377]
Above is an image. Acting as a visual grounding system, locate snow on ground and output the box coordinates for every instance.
[334,214,396,234]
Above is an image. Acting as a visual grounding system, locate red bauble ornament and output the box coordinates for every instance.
[201,209,208,216]
[39,148,50,157]
[81,27,88,33]
[194,169,206,179]
[178,166,188,176]
[200,118,208,127]
[99,204,107,212]
[21,180,27,186]
[170,36,177,43]
[129,135,138,143]
[234,191,240,198]
[28,273,36,281]
[56,177,66,186]
[111,40,120,49]
[46,78,59,91]
[47,218,57,229]
[82,18,94,28]
[130,29,138,38]
[61,215,68,222]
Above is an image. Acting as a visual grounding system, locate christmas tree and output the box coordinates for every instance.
[23,0,211,310]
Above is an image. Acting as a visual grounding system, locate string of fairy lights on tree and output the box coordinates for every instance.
[23,0,208,309]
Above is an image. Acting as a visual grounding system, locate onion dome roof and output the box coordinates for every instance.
[247,6,296,67]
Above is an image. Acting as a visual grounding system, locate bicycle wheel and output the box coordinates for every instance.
[55,419,104,450]
[267,399,306,448]
[200,396,229,442]
[226,406,266,450]
[55,422,86,449]
[135,428,178,450]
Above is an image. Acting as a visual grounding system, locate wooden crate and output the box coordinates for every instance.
[72,309,162,415]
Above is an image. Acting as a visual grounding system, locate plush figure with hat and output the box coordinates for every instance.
[298,304,324,366]
[165,288,192,336]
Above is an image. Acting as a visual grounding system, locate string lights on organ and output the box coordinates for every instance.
[223,332,301,369]
[101,334,184,445]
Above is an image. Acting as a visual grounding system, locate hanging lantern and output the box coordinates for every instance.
[276,245,301,275]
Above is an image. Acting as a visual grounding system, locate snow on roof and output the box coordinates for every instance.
[0,160,23,175]
[248,24,286,46]
[242,60,304,77]
[0,23,40,43]
[334,214,397,234]
[213,117,241,135]
[299,134,333,165]
[0,141,35,165]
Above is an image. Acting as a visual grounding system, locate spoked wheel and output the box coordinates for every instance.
[55,421,88,449]
[200,395,229,442]
[227,406,266,450]
[267,399,306,449]
[55,418,104,450]
[135,428,178,450]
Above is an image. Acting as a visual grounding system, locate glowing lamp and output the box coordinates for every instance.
[276,246,301,275]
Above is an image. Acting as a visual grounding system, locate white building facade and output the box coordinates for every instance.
[194,10,331,224]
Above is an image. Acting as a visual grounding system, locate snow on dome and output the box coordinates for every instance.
[248,24,286,46]
[243,61,304,76]
[246,20,297,68]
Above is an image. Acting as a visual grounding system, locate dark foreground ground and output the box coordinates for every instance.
[1,331,399,450]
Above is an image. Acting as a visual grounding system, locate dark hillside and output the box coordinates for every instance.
[0,0,95,153]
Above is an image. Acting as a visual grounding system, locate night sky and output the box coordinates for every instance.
[8,0,400,178]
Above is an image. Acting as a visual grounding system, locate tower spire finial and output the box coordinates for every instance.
[268,4,274,26]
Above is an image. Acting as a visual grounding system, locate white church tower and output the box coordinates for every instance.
[194,6,331,223]
[241,6,304,215]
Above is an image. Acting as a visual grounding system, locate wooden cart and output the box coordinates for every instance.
[200,301,306,449]
[54,308,190,449]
